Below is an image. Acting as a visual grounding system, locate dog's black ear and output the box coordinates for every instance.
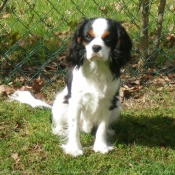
[110,22,132,78]
[66,18,88,68]
[116,24,132,65]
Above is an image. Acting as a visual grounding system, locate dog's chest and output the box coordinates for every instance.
[73,61,118,97]
[83,78,118,111]
[72,62,120,114]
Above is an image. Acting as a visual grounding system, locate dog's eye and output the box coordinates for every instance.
[85,34,92,41]
[103,35,112,42]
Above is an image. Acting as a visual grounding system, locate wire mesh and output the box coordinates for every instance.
[0,0,175,90]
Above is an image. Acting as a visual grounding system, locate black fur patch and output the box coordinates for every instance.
[63,68,73,104]
[109,90,119,110]
[50,114,52,124]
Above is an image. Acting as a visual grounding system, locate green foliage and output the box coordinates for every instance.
[0,0,175,86]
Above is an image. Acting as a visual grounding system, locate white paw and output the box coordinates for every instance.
[61,144,83,157]
[52,127,67,136]
[93,145,113,154]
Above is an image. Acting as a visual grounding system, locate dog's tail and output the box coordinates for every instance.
[8,90,52,109]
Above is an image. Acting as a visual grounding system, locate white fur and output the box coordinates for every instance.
[52,59,120,157]
[92,18,108,37]
[51,18,121,157]
[86,18,110,61]
[51,88,69,135]
[9,91,51,109]
[85,38,110,60]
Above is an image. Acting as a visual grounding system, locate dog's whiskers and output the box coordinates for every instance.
[80,53,86,61]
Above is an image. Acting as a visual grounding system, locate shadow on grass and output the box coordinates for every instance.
[111,114,175,149]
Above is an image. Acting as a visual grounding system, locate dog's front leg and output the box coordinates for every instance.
[93,112,113,154]
[61,98,83,157]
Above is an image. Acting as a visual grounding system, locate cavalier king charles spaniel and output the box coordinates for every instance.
[51,18,132,157]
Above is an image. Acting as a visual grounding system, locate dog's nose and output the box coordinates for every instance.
[92,45,102,53]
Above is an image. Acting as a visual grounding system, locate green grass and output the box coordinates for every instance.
[0,88,175,174]
[3,0,174,39]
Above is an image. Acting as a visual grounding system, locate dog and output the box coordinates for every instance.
[51,18,132,157]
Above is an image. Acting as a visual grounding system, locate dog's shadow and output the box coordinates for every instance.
[110,114,175,149]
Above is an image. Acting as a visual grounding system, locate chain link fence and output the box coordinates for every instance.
[0,0,175,91]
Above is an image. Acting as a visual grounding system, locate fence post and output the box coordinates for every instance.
[138,0,149,72]
[0,0,7,12]
[152,0,166,62]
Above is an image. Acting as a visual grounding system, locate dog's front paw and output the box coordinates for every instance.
[93,145,113,154]
[61,144,83,157]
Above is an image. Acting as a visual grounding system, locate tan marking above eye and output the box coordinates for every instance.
[82,41,86,46]
[101,31,110,39]
[88,30,95,38]
[77,37,81,43]
[77,37,86,46]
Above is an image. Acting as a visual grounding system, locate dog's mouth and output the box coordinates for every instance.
[86,52,106,61]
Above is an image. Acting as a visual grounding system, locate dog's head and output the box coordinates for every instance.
[66,18,132,78]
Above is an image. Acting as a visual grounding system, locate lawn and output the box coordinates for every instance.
[0,87,175,174]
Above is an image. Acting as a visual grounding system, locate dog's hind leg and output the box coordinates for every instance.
[51,88,69,136]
